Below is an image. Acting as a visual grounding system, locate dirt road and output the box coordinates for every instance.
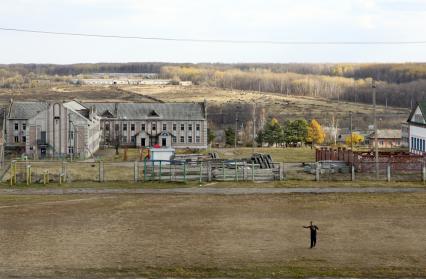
[0,186,425,195]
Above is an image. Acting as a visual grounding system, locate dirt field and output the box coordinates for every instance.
[0,192,425,278]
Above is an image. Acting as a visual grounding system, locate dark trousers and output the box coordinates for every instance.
[310,236,317,248]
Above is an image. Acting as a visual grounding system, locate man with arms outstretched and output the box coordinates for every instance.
[303,221,319,248]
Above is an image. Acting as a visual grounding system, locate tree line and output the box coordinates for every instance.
[2,62,426,108]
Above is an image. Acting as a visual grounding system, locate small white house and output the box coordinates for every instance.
[407,101,426,154]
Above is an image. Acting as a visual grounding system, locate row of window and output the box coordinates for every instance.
[105,123,201,132]
[173,135,201,144]
[120,135,202,144]
[14,123,26,131]
[411,137,425,152]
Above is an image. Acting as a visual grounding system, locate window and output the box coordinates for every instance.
[14,123,18,130]
[181,124,185,131]
[131,136,136,143]
[115,124,119,131]
[196,136,201,143]
[180,136,185,143]
[22,123,26,131]
[188,136,193,143]
[173,124,177,131]
[122,136,128,143]
[172,137,177,143]
[163,124,167,131]
[188,124,192,131]
[141,123,145,131]
[68,147,74,154]
[105,123,110,131]
[14,136,19,143]
[22,136,26,143]
[131,124,135,131]
[69,131,74,140]
[152,123,156,130]
[123,124,127,131]
[196,124,200,131]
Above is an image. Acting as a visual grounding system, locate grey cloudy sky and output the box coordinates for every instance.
[0,0,425,63]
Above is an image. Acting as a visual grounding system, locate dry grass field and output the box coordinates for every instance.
[123,85,409,125]
[0,84,154,103]
[0,192,425,278]
[0,83,409,128]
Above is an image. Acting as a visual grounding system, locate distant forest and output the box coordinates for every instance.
[1,62,426,109]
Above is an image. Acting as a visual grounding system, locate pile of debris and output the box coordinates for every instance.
[250,153,273,169]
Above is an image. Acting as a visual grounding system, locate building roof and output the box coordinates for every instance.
[368,129,402,139]
[407,101,426,126]
[84,102,206,120]
[8,102,49,119]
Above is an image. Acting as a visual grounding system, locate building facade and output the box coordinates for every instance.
[368,129,402,149]
[4,100,100,159]
[84,102,208,149]
[407,101,426,154]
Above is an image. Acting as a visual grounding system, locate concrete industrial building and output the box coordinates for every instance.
[4,100,101,159]
[2,100,208,159]
[84,101,208,149]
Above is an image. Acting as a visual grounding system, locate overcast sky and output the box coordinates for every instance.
[0,0,425,64]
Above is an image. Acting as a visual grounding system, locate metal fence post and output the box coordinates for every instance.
[134,161,138,182]
[143,159,147,182]
[235,161,238,182]
[183,162,186,182]
[170,162,173,182]
[351,165,355,181]
[199,162,203,183]
[243,162,246,181]
[26,165,31,185]
[62,161,67,182]
[208,161,212,182]
[315,162,320,181]
[151,160,155,181]
[252,161,255,181]
[387,163,391,182]
[159,161,162,181]
[279,163,284,181]
[222,162,225,181]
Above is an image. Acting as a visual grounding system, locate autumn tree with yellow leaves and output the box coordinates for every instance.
[307,119,325,146]
[345,133,364,146]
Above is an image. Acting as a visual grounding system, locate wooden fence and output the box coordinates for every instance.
[5,160,284,185]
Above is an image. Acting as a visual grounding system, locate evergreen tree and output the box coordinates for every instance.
[225,127,235,146]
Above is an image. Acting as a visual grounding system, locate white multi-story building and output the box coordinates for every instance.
[407,101,426,154]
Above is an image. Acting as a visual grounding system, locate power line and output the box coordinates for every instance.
[1,27,426,45]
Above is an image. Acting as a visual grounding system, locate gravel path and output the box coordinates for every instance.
[0,187,425,195]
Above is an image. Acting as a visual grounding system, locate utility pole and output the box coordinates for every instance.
[252,102,256,154]
[349,111,353,150]
[373,80,379,179]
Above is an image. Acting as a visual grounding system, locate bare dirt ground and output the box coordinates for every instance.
[0,193,425,278]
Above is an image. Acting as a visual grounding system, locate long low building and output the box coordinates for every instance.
[2,100,208,159]
[84,101,208,149]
